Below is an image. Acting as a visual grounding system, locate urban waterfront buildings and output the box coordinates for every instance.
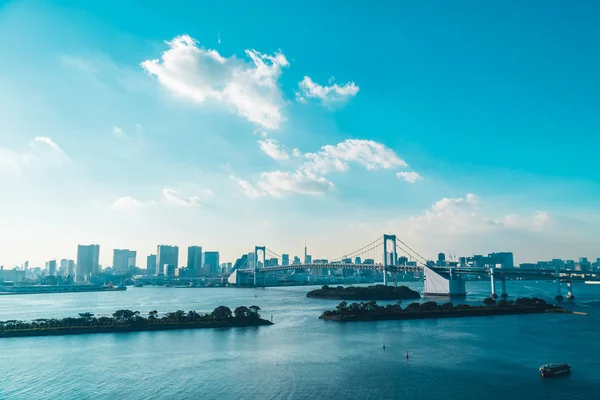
[113,249,136,275]
[146,254,157,275]
[187,246,203,276]
[204,252,220,276]
[157,245,178,276]
[76,245,100,282]
[46,260,56,276]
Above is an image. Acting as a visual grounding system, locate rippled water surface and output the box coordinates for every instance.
[0,280,598,399]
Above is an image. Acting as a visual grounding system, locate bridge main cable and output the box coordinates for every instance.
[329,236,383,263]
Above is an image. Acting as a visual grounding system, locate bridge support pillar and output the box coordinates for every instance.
[489,267,497,298]
[423,267,466,297]
[254,246,266,287]
[382,234,397,286]
[555,263,563,300]
[566,281,574,300]
[500,277,508,298]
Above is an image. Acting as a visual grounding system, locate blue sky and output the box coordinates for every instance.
[1,0,599,267]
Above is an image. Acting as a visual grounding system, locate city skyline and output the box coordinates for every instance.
[2,1,600,268]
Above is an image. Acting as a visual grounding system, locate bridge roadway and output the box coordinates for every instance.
[240,263,597,281]
[238,263,422,274]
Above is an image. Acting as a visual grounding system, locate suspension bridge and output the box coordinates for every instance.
[230,234,598,299]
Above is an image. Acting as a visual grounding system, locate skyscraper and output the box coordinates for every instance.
[187,246,203,276]
[113,249,134,275]
[46,260,56,276]
[146,254,157,275]
[127,251,137,269]
[204,251,220,276]
[157,245,179,276]
[76,244,100,282]
[282,254,289,266]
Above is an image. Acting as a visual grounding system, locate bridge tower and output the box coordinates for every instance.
[382,234,397,286]
[254,246,266,287]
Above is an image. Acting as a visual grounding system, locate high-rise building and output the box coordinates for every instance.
[59,259,75,276]
[354,257,361,264]
[157,245,179,276]
[46,260,56,276]
[76,244,100,282]
[146,254,157,275]
[488,252,514,269]
[187,246,203,276]
[226,262,232,272]
[282,254,289,266]
[306,255,312,264]
[398,256,408,266]
[128,251,136,269]
[165,264,176,276]
[113,249,133,275]
[204,252,220,276]
[292,256,301,265]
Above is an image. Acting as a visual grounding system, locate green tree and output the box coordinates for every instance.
[483,297,496,306]
[234,306,250,319]
[112,309,136,322]
[211,306,232,320]
[248,305,261,319]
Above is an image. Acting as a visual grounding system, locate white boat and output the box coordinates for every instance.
[584,281,600,285]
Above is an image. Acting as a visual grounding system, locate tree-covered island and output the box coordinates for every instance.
[320,297,569,322]
[0,305,272,338]
[307,284,421,301]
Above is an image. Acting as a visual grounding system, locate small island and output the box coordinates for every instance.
[307,284,421,301]
[0,305,272,338]
[320,297,569,322]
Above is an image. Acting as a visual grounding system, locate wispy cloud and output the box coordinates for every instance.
[229,175,263,198]
[258,138,290,161]
[296,76,359,106]
[396,171,423,183]
[111,196,152,210]
[162,188,203,206]
[236,139,413,198]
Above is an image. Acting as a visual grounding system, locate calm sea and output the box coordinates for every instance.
[0,280,598,400]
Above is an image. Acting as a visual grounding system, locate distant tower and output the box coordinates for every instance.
[304,241,307,264]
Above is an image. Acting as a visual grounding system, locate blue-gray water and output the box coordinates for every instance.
[0,280,598,400]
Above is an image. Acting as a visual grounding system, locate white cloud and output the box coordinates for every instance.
[111,196,150,210]
[162,188,203,206]
[297,76,359,105]
[256,171,334,197]
[396,171,423,183]
[239,139,412,198]
[230,175,263,198]
[141,35,289,130]
[112,126,125,138]
[1,137,67,176]
[301,139,407,176]
[258,139,289,161]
